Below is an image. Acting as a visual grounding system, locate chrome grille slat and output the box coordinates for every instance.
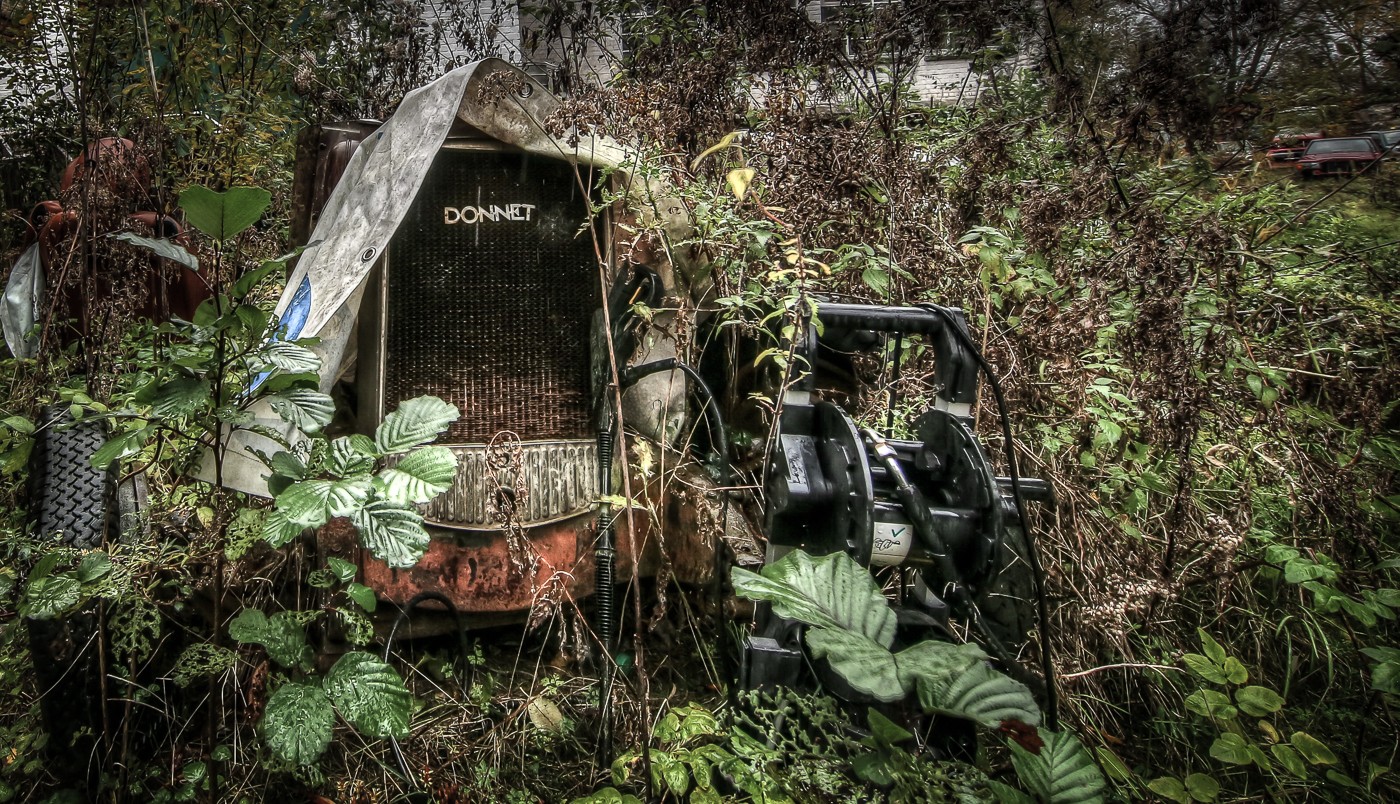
[391,440,599,529]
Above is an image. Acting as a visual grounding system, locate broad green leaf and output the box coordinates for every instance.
[987,779,1038,804]
[920,655,1040,727]
[110,232,200,270]
[1235,686,1284,717]
[327,556,358,584]
[374,396,459,453]
[1271,744,1308,778]
[1198,629,1227,664]
[1184,689,1237,720]
[865,708,913,745]
[1182,652,1229,684]
[1009,730,1106,804]
[276,478,372,528]
[327,437,377,477]
[228,609,312,670]
[75,551,111,583]
[345,583,377,613]
[804,627,902,701]
[261,508,305,548]
[658,753,690,796]
[350,501,430,569]
[1222,657,1248,684]
[730,550,896,647]
[1209,733,1255,766]
[230,259,281,299]
[1184,772,1220,802]
[1326,770,1362,789]
[269,450,308,481]
[179,185,271,242]
[262,682,334,765]
[3,415,35,434]
[91,426,153,469]
[23,574,81,618]
[1290,732,1338,765]
[1147,778,1189,804]
[378,446,458,504]
[862,266,890,296]
[152,377,211,418]
[323,651,414,738]
[267,388,335,434]
[263,341,321,375]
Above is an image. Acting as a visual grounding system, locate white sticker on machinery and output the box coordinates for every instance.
[871,521,912,567]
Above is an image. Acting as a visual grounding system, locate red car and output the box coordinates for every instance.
[1295,137,1383,178]
[1266,131,1325,167]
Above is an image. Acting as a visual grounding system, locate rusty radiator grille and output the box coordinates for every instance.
[384,148,600,443]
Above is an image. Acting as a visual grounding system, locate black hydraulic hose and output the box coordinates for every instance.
[917,304,1059,730]
[862,429,1023,680]
[618,358,731,485]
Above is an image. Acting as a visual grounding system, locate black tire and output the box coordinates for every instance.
[29,405,114,548]
[26,405,115,791]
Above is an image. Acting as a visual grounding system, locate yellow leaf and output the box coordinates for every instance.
[727,167,756,200]
[691,130,741,171]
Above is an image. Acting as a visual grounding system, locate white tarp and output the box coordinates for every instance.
[209,59,639,497]
[2,243,43,359]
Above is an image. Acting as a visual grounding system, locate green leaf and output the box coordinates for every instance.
[75,551,111,583]
[267,388,335,434]
[231,259,281,299]
[1290,732,1338,765]
[1271,744,1308,778]
[1209,733,1255,766]
[1147,777,1189,804]
[378,446,458,504]
[1009,730,1105,804]
[323,651,414,738]
[228,609,312,670]
[3,415,35,434]
[261,508,305,548]
[262,682,334,766]
[865,708,913,746]
[1235,686,1284,717]
[861,266,890,296]
[179,185,271,242]
[350,501,430,569]
[152,377,211,418]
[988,779,1038,804]
[1184,689,1237,720]
[804,627,902,700]
[345,583,377,613]
[263,341,321,375]
[276,478,372,528]
[1184,772,1220,802]
[1198,629,1227,664]
[730,550,896,646]
[374,396,460,453]
[898,640,1040,727]
[326,437,377,477]
[110,232,200,270]
[22,574,81,619]
[1183,653,1229,685]
[91,426,153,469]
[658,754,690,796]
[1095,747,1133,782]
[327,556,357,584]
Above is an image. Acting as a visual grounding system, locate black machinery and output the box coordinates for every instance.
[741,301,1052,702]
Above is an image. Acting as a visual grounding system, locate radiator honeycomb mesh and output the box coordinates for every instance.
[384,148,600,443]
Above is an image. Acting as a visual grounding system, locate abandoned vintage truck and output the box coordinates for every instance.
[17,59,1045,729]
